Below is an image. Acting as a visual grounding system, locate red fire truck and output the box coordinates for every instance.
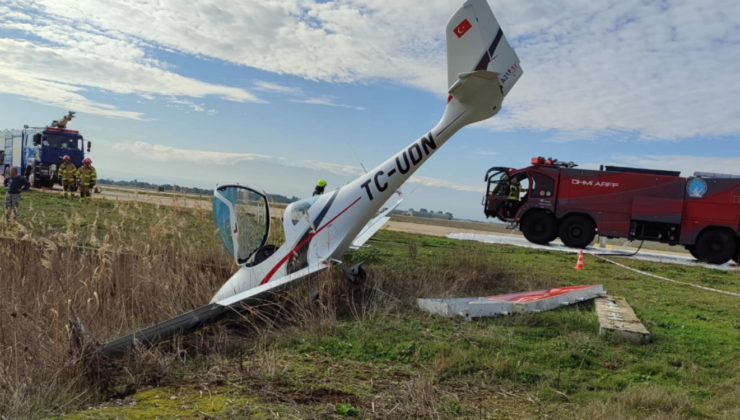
[483,157,740,265]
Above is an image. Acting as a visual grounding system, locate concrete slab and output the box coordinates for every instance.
[595,296,651,344]
[418,285,604,320]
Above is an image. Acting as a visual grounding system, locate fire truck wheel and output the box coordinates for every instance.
[559,215,596,249]
[685,245,700,260]
[695,229,736,265]
[521,212,557,245]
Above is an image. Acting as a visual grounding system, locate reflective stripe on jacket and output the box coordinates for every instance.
[59,162,77,181]
[508,185,520,200]
[77,165,97,186]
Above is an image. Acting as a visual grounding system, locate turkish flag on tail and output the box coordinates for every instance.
[453,19,472,38]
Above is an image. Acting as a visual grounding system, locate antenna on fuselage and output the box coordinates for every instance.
[347,141,367,174]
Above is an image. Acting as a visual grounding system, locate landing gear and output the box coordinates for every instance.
[559,215,596,249]
[330,260,367,285]
[521,212,557,245]
[694,229,736,265]
[311,261,367,302]
[343,262,367,285]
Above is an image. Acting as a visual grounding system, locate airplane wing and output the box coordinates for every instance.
[350,197,403,250]
[100,262,329,355]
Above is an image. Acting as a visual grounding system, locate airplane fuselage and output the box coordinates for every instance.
[210,98,499,303]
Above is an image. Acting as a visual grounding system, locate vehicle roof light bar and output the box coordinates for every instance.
[531,156,577,168]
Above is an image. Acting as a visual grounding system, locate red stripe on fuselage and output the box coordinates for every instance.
[259,196,362,285]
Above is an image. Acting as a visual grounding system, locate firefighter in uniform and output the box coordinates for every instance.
[76,158,96,200]
[505,178,521,218]
[508,178,521,201]
[313,180,327,196]
[58,155,77,198]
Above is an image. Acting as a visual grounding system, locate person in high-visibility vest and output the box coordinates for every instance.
[58,155,77,198]
[508,178,521,201]
[76,158,97,201]
[313,179,327,196]
[505,178,522,218]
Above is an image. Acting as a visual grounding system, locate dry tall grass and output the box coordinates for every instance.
[0,194,525,419]
[0,199,238,419]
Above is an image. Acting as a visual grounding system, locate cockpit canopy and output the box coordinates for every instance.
[212,185,328,267]
[213,185,271,266]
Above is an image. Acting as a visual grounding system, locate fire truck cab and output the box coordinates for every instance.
[2,112,90,189]
[484,157,740,265]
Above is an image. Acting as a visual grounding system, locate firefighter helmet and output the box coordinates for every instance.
[63,155,70,161]
[83,158,92,164]
[317,180,327,187]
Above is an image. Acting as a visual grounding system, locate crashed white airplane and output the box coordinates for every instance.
[101,0,523,355]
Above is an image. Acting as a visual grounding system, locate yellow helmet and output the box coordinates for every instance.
[317,180,327,187]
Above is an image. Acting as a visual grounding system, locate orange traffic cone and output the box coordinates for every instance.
[574,250,585,270]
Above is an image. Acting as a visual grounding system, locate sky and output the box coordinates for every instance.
[1,0,739,221]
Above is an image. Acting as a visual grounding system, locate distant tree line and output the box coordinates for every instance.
[97,178,300,204]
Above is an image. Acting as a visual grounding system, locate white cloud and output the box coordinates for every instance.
[253,80,304,96]
[0,7,263,119]
[406,175,484,193]
[110,140,481,192]
[475,150,498,156]
[290,97,365,110]
[167,97,217,114]
[254,80,364,109]
[588,155,740,178]
[299,160,365,177]
[476,0,740,140]
[3,0,740,139]
[111,141,283,165]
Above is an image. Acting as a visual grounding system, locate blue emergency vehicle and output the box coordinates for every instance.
[2,112,90,188]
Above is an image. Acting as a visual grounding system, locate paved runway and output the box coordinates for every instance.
[447,232,738,271]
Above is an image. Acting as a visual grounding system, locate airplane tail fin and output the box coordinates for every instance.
[445,0,522,103]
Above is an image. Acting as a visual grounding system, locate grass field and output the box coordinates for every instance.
[1,189,739,419]
[99,185,291,209]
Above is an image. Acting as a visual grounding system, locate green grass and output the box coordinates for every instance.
[19,197,740,419]
[4,187,208,232]
[0,187,232,258]
[101,185,290,208]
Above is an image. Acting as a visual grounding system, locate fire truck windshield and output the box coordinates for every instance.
[42,135,82,151]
